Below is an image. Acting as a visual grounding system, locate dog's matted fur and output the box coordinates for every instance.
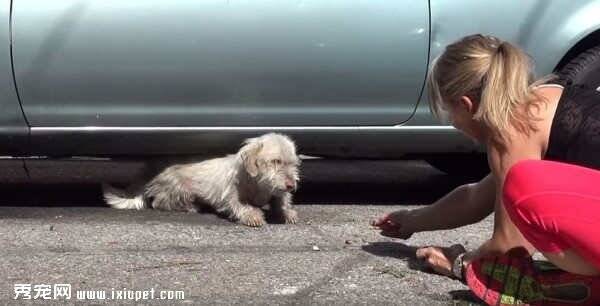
[103,133,300,227]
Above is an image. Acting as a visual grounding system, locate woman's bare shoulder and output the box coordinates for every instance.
[530,86,564,155]
[487,125,543,182]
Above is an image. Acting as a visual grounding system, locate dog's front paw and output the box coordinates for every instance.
[239,209,266,227]
[282,209,298,224]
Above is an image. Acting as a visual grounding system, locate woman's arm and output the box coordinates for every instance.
[412,174,496,231]
[373,174,496,238]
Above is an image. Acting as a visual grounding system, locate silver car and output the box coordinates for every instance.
[2,0,600,181]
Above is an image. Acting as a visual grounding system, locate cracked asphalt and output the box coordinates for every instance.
[0,160,491,305]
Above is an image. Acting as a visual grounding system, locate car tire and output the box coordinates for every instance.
[558,45,600,91]
[425,153,489,180]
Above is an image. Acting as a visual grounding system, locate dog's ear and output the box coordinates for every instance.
[240,137,263,177]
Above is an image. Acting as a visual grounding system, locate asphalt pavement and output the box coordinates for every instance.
[0,159,491,305]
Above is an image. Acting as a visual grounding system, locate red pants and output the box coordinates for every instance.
[503,160,600,270]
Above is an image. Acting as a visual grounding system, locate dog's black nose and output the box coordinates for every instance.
[285,180,296,191]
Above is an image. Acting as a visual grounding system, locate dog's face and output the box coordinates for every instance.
[240,133,300,194]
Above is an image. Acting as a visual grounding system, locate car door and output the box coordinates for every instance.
[0,0,28,155]
[12,0,428,128]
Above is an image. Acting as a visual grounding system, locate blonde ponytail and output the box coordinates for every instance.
[428,34,554,148]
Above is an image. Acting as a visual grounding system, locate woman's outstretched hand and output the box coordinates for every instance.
[371,210,417,239]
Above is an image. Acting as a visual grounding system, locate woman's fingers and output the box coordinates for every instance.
[417,247,441,271]
[372,211,415,239]
[371,213,392,226]
[416,246,434,259]
[372,211,404,227]
[377,220,397,231]
[416,246,453,277]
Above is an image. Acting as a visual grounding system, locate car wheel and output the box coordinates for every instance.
[425,153,489,179]
[559,45,600,91]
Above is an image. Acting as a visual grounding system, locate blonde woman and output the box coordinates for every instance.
[373,34,600,305]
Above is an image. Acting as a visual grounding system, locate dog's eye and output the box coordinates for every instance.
[272,159,282,165]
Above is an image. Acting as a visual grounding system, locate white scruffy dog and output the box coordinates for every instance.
[103,133,300,227]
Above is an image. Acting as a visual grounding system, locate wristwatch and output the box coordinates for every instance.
[452,252,466,279]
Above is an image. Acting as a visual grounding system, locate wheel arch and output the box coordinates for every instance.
[554,28,600,72]
[523,1,600,76]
